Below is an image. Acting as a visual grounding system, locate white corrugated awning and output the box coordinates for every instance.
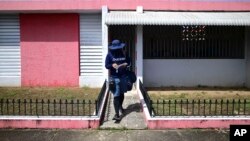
[105,11,250,26]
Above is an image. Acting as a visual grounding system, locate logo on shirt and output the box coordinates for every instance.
[112,57,126,62]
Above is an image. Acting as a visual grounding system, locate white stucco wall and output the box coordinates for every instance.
[79,76,105,87]
[0,76,21,87]
[144,59,246,87]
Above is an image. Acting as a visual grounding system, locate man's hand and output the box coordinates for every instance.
[112,63,119,69]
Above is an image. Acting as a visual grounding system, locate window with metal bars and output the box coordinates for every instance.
[143,26,245,59]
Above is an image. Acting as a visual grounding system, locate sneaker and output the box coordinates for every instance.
[112,114,121,121]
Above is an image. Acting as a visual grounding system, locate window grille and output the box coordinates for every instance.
[143,26,245,59]
[182,25,206,41]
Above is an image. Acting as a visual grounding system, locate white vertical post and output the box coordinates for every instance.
[136,26,143,88]
[246,27,250,88]
[136,6,144,89]
[102,6,109,81]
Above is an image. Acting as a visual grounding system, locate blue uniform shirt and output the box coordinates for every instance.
[105,51,131,78]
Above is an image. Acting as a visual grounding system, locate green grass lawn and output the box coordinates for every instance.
[0,87,100,100]
[0,87,101,116]
[147,88,250,101]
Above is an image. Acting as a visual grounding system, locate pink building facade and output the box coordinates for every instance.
[1,0,250,11]
[0,0,250,87]
[20,14,79,86]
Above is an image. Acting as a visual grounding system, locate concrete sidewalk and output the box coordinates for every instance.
[100,90,147,129]
[0,129,229,141]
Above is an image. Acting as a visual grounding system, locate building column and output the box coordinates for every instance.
[136,25,143,88]
[136,6,143,89]
[102,6,109,81]
[246,27,250,88]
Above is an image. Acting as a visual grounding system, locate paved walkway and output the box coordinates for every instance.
[100,90,147,129]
